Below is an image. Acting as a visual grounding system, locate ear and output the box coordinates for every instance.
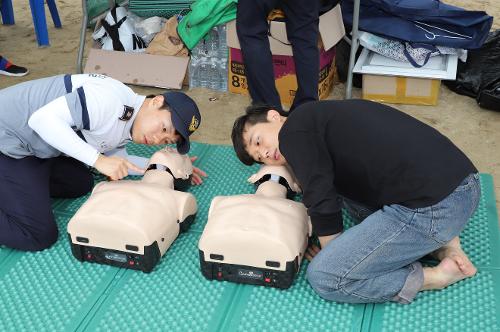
[152,95,165,109]
[266,109,281,122]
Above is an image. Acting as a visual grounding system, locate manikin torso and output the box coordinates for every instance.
[68,147,197,256]
[199,165,310,271]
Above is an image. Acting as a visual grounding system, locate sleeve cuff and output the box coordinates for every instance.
[311,211,343,236]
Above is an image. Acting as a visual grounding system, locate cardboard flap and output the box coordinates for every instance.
[84,48,189,89]
[319,5,345,51]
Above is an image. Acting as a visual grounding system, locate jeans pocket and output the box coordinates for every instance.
[454,173,478,192]
[429,175,481,244]
[429,214,458,245]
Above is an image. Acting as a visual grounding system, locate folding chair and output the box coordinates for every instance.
[0,0,62,47]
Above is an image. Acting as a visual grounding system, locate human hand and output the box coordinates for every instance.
[305,243,321,261]
[189,156,207,185]
[305,233,342,261]
[94,154,145,180]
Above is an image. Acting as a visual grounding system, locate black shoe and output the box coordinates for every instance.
[0,64,29,77]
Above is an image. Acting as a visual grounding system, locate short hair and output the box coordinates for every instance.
[231,104,288,166]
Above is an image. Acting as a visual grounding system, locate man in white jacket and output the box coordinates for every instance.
[0,73,206,251]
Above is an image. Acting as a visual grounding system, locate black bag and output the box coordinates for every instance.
[444,30,500,111]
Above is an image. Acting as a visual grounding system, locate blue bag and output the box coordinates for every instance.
[341,0,493,49]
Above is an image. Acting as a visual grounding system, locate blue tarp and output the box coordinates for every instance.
[341,0,493,49]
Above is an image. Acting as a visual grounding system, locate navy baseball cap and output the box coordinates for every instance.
[163,91,201,155]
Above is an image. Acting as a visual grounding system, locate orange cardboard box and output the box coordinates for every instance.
[228,47,336,107]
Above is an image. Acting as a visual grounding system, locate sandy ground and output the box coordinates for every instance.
[1,0,499,215]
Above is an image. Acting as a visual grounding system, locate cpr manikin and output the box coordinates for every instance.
[68,147,197,273]
[199,165,311,289]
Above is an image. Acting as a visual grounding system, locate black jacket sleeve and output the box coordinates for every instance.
[280,130,343,236]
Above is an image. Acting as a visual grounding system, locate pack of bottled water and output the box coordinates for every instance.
[189,25,228,91]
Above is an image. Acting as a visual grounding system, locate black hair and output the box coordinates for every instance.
[231,104,288,166]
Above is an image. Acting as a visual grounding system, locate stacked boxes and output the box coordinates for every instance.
[225,5,345,107]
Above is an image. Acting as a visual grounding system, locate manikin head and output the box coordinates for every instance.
[144,147,193,190]
[231,105,288,167]
[248,165,301,198]
[132,92,201,154]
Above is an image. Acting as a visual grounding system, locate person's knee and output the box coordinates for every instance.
[25,221,59,251]
[51,171,93,198]
[74,172,93,197]
[36,224,59,250]
[306,259,341,296]
[306,255,366,303]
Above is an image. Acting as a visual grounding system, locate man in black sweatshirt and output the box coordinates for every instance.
[231,99,480,304]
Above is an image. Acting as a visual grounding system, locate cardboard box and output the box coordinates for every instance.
[226,5,345,56]
[84,22,189,89]
[353,48,457,106]
[229,47,336,107]
[362,75,440,106]
[226,5,344,107]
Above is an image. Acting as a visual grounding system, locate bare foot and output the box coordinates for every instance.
[421,257,473,290]
[432,237,477,277]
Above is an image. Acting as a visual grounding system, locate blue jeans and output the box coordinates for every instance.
[306,173,481,304]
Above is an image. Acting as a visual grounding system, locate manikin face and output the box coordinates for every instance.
[242,110,287,166]
[132,96,182,146]
[148,147,193,180]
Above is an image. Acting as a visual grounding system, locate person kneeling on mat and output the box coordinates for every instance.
[231,100,479,304]
[0,73,206,252]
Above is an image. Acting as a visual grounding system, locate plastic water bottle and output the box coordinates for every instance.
[217,25,228,60]
[207,58,222,90]
[198,58,211,88]
[218,58,228,91]
[188,57,200,88]
[206,28,220,58]
[189,57,211,89]
[189,25,229,91]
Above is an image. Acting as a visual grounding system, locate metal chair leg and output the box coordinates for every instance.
[77,0,88,73]
[345,0,360,99]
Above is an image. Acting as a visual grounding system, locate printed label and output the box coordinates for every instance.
[237,269,263,280]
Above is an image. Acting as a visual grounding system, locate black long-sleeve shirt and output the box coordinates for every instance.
[278,99,477,236]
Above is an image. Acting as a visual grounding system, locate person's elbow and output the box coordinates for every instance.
[27,111,43,131]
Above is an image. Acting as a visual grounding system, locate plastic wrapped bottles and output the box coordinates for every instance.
[189,25,228,91]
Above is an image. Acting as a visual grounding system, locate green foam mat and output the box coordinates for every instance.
[0,142,499,332]
[80,232,233,332]
[365,269,500,332]
[459,174,500,268]
[80,232,365,332]
[0,213,120,331]
[221,263,365,332]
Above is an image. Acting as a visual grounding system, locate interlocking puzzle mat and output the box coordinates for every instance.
[0,143,499,332]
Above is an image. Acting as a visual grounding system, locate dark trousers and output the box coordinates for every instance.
[236,0,320,111]
[0,154,93,251]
